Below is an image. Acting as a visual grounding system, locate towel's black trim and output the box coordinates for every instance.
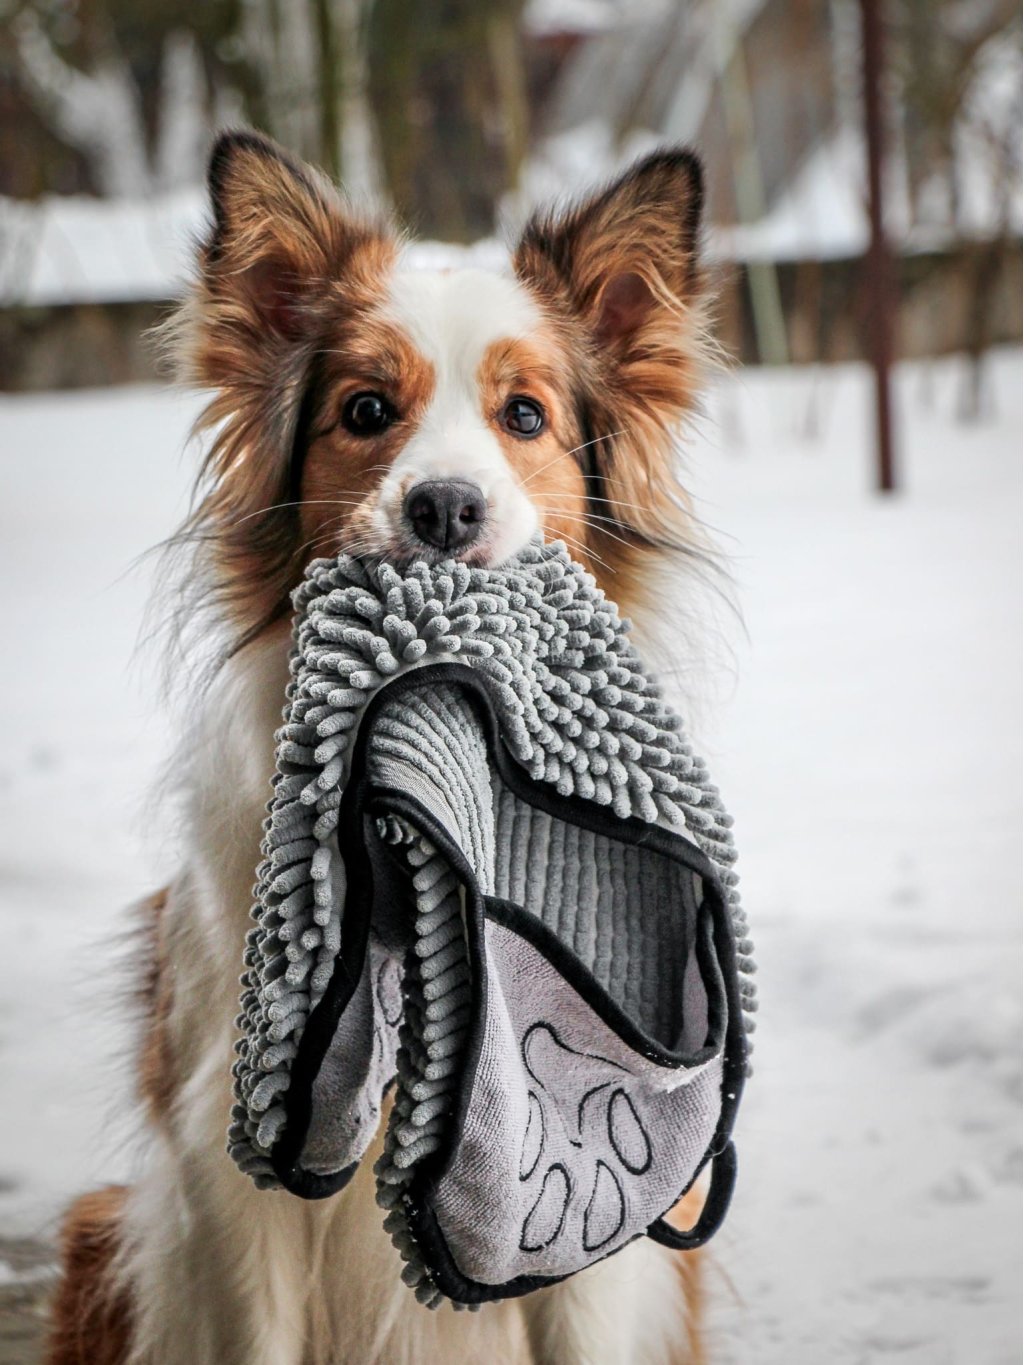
[484,892,725,1069]
[390,795,743,1303]
[269,661,747,1298]
[268,755,378,1195]
[645,840,750,1250]
[647,1140,739,1251]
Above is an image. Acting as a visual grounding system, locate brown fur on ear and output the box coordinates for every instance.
[201,129,368,349]
[168,130,397,655]
[515,149,703,340]
[514,150,714,613]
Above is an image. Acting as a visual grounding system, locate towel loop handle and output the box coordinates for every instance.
[647,1140,738,1251]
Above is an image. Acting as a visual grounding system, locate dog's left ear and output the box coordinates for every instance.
[513,149,704,362]
[514,151,707,561]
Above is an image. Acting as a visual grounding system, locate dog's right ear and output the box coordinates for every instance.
[171,133,396,644]
[513,150,704,363]
[190,130,391,379]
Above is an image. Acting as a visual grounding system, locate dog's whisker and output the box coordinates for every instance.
[539,488,686,521]
[223,498,371,530]
[560,431,626,462]
[565,517,636,549]
[518,449,576,490]
[535,525,614,574]
[536,509,635,555]
[519,433,625,490]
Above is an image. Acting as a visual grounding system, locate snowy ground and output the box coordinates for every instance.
[0,351,1019,1362]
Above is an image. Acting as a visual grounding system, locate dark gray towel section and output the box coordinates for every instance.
[491,781,703,1051]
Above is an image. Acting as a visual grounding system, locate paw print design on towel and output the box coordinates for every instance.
[517,1023,655,1256]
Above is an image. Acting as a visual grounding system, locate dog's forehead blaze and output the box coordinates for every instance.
[313,264,564,454]
[382,266,545,394]
[373,267,583,479]
[371,270,586,503]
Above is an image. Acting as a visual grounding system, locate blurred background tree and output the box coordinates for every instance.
[895,0,1019,226]
[1,0,532,233]
[3,0,1019,239]
[366,0,528,240]
[0,0,1019,390]
[0,0,248,197]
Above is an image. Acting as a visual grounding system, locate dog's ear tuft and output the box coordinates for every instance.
[201,129,363,344]
[514,149,704,354]
[179,129,394,414]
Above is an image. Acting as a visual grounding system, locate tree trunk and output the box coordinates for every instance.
[312,0,343,182]
[366,0,527,241]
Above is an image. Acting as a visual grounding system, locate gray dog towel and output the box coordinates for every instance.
[229,540,754,1307]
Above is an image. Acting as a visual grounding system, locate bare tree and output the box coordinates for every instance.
[8,0,244,197]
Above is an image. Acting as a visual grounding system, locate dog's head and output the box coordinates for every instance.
[176,131,709,650]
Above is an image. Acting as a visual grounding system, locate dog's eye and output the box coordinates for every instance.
[342,391,394,436]
[500,396,545,438]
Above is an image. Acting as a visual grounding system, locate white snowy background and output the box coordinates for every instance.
[0,345,1019,1360]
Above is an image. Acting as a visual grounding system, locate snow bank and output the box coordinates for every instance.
[0,188,206,308]
[0,190,509,308]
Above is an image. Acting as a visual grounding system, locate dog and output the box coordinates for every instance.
[48,130,715,1365]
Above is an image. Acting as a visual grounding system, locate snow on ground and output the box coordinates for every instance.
[0,351,1019,1361]
[0,385,195,1252]
[693,352,1022,1365]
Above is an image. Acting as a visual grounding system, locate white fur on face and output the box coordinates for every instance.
[370,265,544,565]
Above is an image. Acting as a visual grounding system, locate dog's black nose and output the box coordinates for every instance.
[404,480,487,551]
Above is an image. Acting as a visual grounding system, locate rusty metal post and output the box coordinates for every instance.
[860,0,897,492]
